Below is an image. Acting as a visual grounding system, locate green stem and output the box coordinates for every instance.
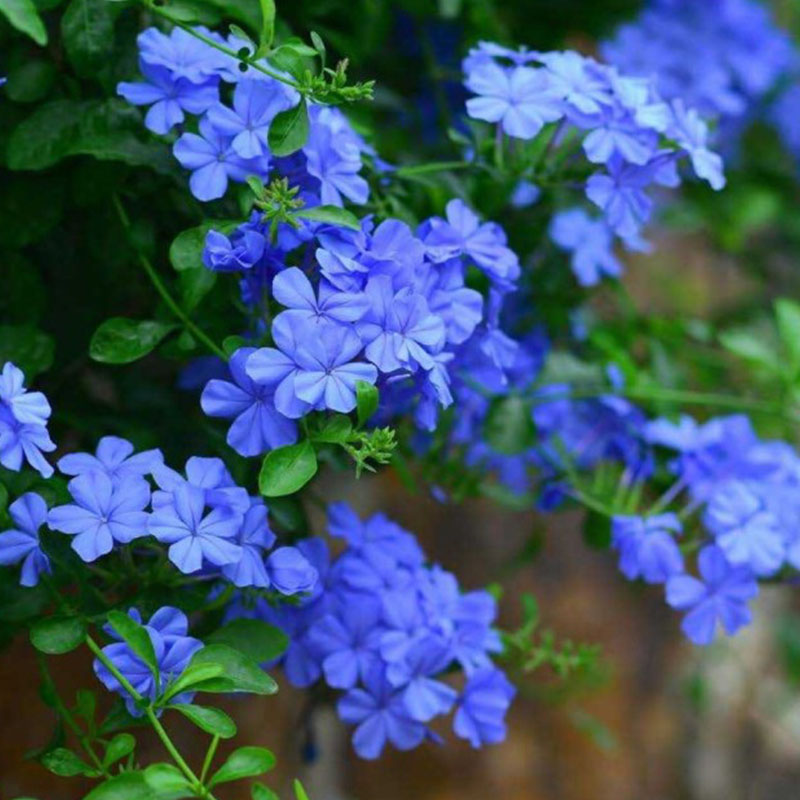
[112,195,227,361]
[200,735,220,784]
[86,634,217,798]
[37,654,110,778]
[393,160,472,177]
[528,384,796,420]
[145,2,300,91]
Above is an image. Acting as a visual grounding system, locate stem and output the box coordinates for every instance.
[112,195,227,361]
[144,2,301,91]
[86,634,218,798]
[393,160,472,177]
[200,735,220,784]
[37,655,110,778]
[528,383,796,421]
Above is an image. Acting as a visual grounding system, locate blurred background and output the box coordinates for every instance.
[4,0,800,798]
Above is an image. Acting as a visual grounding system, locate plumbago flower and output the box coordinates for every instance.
[0,493,51,586]
[225,504,510,758]
[94,607,203,715]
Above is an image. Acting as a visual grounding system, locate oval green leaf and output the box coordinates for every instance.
[209,746,276,787]
[30,617,86,655]
[259,440,318,497]
[170,704,237,739]
[90,318,177,365]
[268,99,309,157]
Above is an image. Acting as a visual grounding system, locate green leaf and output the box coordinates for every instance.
[267,41,315,79]
[484,395,536,455]
[719,327,780,373]
[252,784,280,800]
[355,381,379,427]
[0,325,54,378]
[90,318,177,365]
[7,99,176,174]
[310,30,326,65]
[143,763,192,800]
[5,60,56,103]
[259,441,318,497]
[775,298,800,367]
[84,771,155,800]
[223,335,248,356]
[30,617,86,655]
[103,733,135,767]
[160,663,225,703]
[170,704,237,739]
[61,0,117,76]
[40,748,96,778]
[294,779,311,800]
[0,0,47,45]
[311,414,353,444]
[294,205,360,231]
[209,746,276,787]
[106,610,158,679]
[256,0,275,54]
[189,644,278,695]
[206,618,288,663]
[268,99,309,157]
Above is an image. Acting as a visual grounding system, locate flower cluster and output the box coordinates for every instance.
[226,503,514,758]
[0,362,56,478]
[601,0,800,157]
[463,42,726,254]
[0,363,317,596]
[602,0,796,121]
[605,413,800,645]
[197,196,524,450]
[118,27,370,204]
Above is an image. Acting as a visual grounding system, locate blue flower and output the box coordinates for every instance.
[357,277,446,373]
[94,607,203,715]
[137,26,227,85]
[266,546,318,595]
[201,347,297,457]
[117,60,219,135]
[272,267,370,328]
[48,473,151,562]
[539,51,612,116]
[220,500,275,588]
[0,362,51,425]
[307,593,385,689]
[420,199,520,290]
[0,362,55,478]
[152,456,250,516]
[668,99,726,190]
[248,320,377,418]
[453,668,516,748]
[147,483,243,574]
[337,665,427,760]
[203,220,266,272]
[549,208,622,287]
[206,78,298,158]
[385,634,458,722]
[586,155,665,239]
[666,545,758,645]
[173,117,269,201]
[301,106,369,206]
[465,61,565,139]
[703,480,785,577]
[58,436,163,483]
[0,492,51,587]
[611,513,684,584]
